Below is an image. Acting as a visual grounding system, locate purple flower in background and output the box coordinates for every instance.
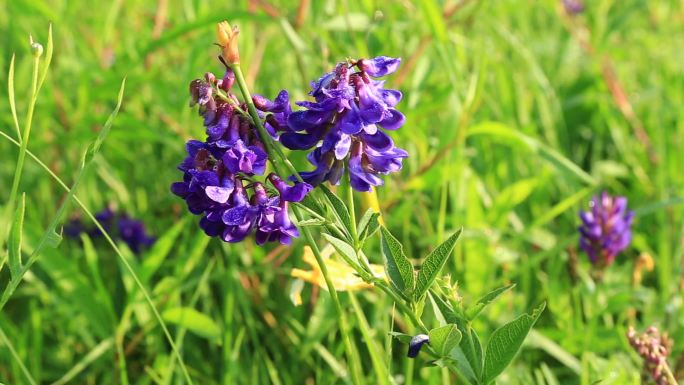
[65,207,156,254]
[118,215,156,254]
[254,56,408,192]
[172,68,312,245]
[578,192,634,268]
[562,0,584,15]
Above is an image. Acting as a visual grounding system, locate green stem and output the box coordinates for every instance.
[229,62,363,385]
[375,281,427,333]
[5,54,40,235]
[345,174,359,248]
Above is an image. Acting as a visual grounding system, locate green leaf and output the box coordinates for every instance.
[8,54,20,141]
[298,194,326,218]
[8,193,26,279]
[46,229,62,248]
[414,229,462,301]
[380,227,415,297]
[465,284,516,320]
[429,324,462,357]
[162,307,221,341]
[358,209,380,242]
[322,233,360,269]
[388,332,412,344]
[357,209,374,234]
[482,302,546,384]
[460,327,484,380]
[139,217,187,283]
[467,122,596,185]
[295,218,327,227]
[319,184,353,240]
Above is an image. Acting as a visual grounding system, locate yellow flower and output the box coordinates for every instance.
[290,245,386,304]
[216,21,240,64]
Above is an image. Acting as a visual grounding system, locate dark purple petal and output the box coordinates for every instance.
[378,109,405,130]
[338,105,364,135]
[280,132,322,150]
[407,334,429,358]
[360,131,393,152]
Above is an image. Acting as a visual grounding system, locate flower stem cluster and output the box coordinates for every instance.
[171,69,312,245]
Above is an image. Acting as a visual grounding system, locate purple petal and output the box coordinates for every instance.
[379,109,405,130]
[358,56,401,77]
[205,186,233,203]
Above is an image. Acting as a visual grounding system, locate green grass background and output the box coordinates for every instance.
[1,0,683,383]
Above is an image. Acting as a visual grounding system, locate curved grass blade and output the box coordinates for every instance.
[0,80,195,385]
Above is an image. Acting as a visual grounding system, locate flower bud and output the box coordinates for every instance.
[31,42,44,58]
[216,21,240,64]
[407,334,429,358]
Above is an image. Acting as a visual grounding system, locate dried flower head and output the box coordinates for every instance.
[627,326,676,385]
[216,21,240,64]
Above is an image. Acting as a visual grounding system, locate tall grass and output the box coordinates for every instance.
[0,0,682,384]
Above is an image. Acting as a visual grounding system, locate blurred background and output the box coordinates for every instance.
[1,0,683,384]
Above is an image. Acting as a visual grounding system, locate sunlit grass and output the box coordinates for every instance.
[0,0,683,384]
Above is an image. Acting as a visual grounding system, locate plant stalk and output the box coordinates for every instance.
[230,62,363,385]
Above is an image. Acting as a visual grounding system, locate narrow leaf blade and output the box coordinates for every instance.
[319,184,353,240]
[322,233,359,268]
[466,284,516,320]
[162,307,221,341]
[8,194,26,279]
[414,228,462,301]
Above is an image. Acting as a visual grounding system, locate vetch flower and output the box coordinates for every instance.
[578,192,634,268]
[562,0,584,15]
[172,66,312,245]
[255,56,408,192]
[64,206,156,255]
[118,215,156,254]
[407,334,430,358]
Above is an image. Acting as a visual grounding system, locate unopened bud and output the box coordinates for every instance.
[31,42,44,58]
[216,21,240,64]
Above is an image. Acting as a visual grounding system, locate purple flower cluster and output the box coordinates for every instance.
[627,326,675,385]
[65,207,156,254]
[562,0,584,15]
[171,70,312,245]
[255,56,408,192]
[578,192,634,267]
